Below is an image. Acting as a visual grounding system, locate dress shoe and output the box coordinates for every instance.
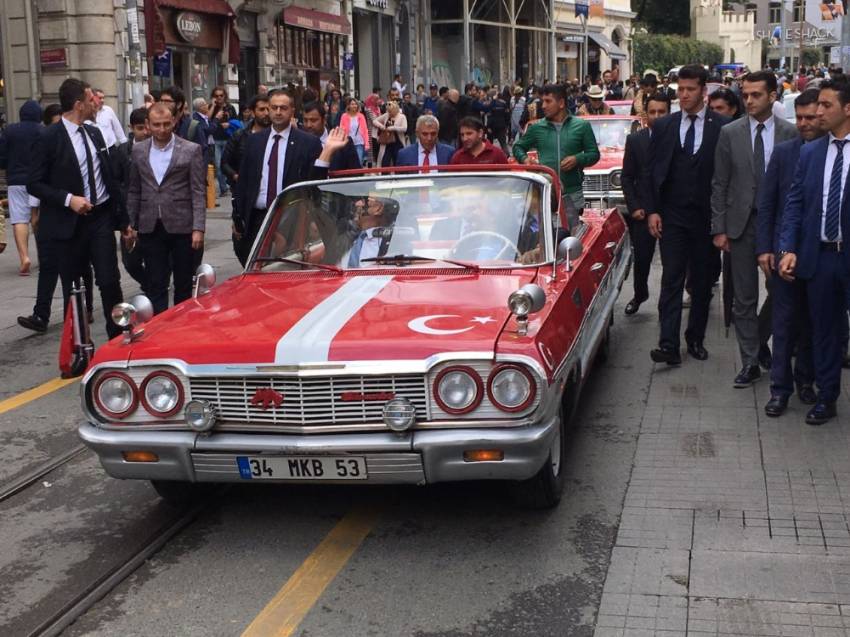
[624,296,647,316]
[17,314,48,333]
[686,340,709,361]
[806,402,837,426]
[758,344,772,371]
[764,395,789,417]
[733,365,762,388]
[650,348,681,365]
[796,384,817,405]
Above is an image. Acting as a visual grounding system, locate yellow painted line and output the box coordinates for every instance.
[241,506,379,637]
[0,377,77,416]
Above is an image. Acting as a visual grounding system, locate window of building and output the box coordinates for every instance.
[278,24,340,70]
[793,2,803,23]
[768,2,781,23]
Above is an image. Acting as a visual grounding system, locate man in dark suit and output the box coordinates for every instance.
[621,91,670,315]
[646,64,731,365]
[396,115,455,167]
[779,78,850,425]
[127,103,206,314]
[712,70,798,387]
[234,89,347,264]
[756,88,821,417]
[300,101,361,172]
[26,78,131,339]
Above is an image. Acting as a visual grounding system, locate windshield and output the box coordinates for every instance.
[249,175,547,271]
[589,119,638,149]
[608,102,632,116]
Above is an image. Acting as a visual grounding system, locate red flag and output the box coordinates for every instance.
[58,302,75,377]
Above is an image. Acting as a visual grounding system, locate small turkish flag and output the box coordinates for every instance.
[58,302,75,378]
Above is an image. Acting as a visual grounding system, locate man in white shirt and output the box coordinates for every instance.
[127,103,206,313]
[711,71,797,388]
[89,88,127,148]
[345,196,400,267]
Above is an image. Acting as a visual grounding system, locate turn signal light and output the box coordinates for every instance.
[122,451,159,463]
[463,449,504,462]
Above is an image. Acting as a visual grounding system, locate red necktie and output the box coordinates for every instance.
[422,148,430,172]
[266,134,282,209]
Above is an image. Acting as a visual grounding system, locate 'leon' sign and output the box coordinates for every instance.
[176,11,203,43]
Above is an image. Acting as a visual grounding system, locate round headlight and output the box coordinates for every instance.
[111,302,137,328]
[93,371,138,419]
[508,290,533,317]
[185,399,216,432]
[140,371,184,418]
[609,170,622,188]
[488,364,537,412]
[383,397,416,432]
[434,366,483,414]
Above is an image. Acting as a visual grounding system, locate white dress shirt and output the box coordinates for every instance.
[418,143,438,167]
[821,132,850,241]
[356,228,384,264]
[256,125,291,209]
[90,104,127,147]
[678,106,707,154]
[61,116,109,207]
[149,134,176,185]
[749,115,775,168]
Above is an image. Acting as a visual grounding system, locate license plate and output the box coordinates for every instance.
[236,456,368,480]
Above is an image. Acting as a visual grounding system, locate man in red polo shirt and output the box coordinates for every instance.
[450,117,509,165]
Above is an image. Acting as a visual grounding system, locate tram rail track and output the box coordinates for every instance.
[0,444,88,506]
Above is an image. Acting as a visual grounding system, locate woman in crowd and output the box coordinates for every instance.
[372,101,407,167]
[326,88,345,128]
[340,97,370,166]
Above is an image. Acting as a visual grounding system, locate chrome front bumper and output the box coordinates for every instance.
[78,416,558,486]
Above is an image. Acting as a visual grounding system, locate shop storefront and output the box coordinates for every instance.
[236,10,259,108]
[276,6,349,96]
[353,0,397,98]
[145,0,240,102]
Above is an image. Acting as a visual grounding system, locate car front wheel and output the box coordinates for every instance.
[151,480,210,509]
[510,408,567,509]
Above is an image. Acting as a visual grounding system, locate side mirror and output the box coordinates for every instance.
[193,264,216,298]
[127,294,154,324]
[557,236,583,271]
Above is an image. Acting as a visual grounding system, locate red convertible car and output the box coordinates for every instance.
[581,115,642,211]
[78,166,630,508]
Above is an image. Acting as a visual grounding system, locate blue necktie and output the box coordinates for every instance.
[825,139,847,241]
[348,232,368,267]
[683,114,697,155]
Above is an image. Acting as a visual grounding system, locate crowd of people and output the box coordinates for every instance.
[1,63,849,425]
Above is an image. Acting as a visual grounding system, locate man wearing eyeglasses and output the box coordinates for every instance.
[209,86,237,196]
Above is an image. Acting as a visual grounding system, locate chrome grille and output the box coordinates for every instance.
[583,173,609,192]
[189,375,429,429]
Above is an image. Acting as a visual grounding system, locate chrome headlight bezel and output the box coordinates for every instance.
[433,366,483,414]
[93,371,139,419]
[487,364,536,413]
[140,371,185,418]
[609,170,622,189]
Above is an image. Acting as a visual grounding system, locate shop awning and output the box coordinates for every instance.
[282,6,351,35]
[587,31,627,60]
[156,0,234,16]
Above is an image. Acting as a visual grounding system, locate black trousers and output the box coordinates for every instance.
[55,203,123,338]
[658,222,713,351]
[120,238,147,294]
[490,127,508,151]
[33,230,93,322]
[626,216,656,301]
[236,209,267,266]
[139,220,195,315]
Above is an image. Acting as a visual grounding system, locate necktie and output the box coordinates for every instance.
[348,231,368,267]
[825,139,847,241]
[265,134,282,210]
[422,148,431,171]
[753,123,766,202]
[683,114,697,156]
[78,126,98,205]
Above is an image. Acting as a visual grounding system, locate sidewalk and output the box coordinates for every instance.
[595,283,850,635]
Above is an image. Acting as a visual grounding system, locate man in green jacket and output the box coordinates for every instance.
[513,83,600,231]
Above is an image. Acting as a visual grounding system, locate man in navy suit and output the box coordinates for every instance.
[757,89,821,417]
[27,78,131,339]
[396,115,455,167]
[646,65,731,365]
[234,89,347,263]
[779,78,850,425]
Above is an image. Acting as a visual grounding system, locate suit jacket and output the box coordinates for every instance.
[27,120,128,241]
[756,136,803,256]
[622,127,651,214]
[779,135,850,279]
[127,136,206,234]
[235,126,327,224]
[711,116,797,239]
[647,110,731,220]
[329,136,362,172]
[396,142,455,167]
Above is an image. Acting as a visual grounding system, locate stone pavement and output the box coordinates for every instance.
[594,284,850,636]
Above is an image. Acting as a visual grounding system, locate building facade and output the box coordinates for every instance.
[554,0,634,83]
[691,0,762,71]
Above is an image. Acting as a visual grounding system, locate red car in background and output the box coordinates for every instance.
[579,115,642,211]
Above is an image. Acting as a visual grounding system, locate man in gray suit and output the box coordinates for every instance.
[127,102,206,314]
[711,70,797,388]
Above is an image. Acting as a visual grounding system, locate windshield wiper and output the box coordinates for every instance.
[359,254,480,271]
[253,257,343,274]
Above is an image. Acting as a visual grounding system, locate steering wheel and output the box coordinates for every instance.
[449,231,519,261]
